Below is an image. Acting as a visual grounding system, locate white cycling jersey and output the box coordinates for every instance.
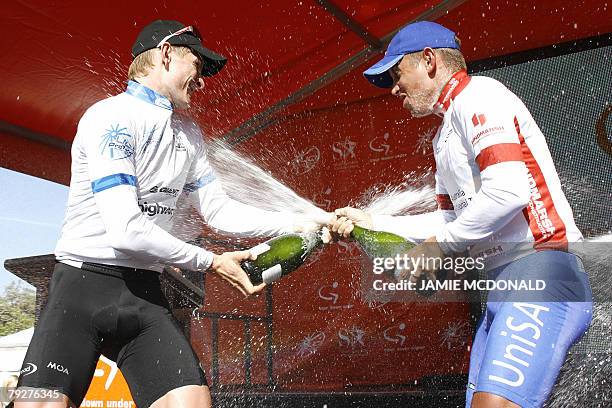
[373,71,582,269]
[56,81,294,272]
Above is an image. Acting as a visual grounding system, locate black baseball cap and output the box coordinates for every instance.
[132,20,227,76]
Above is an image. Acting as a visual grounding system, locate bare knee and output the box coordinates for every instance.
[150,384,211,408]
[471,391,521,408]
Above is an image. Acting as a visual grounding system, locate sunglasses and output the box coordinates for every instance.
[156,25,201,48]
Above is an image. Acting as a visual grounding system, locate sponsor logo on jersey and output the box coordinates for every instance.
[472,113,487,127]
[526,173,555,238]
[474,245,504,259]
[440,76,460,106]
[488,302,549,388]
[47,361,70,375]
[149,186,180,197]
[100,124,134,160]
[174,133,187,151]
[139,201,175,216]
[472,125,506,145]
[20,363,37,376]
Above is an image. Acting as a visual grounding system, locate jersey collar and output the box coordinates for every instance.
[126,80,173,111]
[433,69,471,116]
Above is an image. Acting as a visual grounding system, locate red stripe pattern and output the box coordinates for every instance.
[435,70,471,114]
[475,143,523,172]
[436,194,454,210]
[514,117,567,250]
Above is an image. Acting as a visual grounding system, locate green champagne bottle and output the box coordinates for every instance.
[242,230,325,284]
[350,225,438,296]
[350,225,414,260]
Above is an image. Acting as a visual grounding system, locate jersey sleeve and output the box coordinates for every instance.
[436,94,531,254]
[184,139,295,237]
[371,172,456,242]
[79,107,214,271]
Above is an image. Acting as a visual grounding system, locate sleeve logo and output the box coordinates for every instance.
[100,124,134,160]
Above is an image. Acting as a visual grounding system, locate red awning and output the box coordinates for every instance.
[1,0,609,183]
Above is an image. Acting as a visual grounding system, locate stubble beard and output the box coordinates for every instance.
[408,78,447,117]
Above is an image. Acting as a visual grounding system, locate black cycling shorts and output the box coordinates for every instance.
[17,262,207,407]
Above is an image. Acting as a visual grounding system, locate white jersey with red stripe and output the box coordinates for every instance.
[372,70,582,269]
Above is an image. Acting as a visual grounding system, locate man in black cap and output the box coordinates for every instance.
[15,20,327,408]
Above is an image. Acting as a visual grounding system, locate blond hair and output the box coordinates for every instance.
[128,46,194,80]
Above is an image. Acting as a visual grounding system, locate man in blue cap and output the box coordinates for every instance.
[331,21,592,408]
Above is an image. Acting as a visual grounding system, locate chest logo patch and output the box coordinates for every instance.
[472,113,487,127]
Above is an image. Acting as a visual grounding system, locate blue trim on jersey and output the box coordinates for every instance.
[183,172,216,193]
[126,80,173,110]
[92,173,137,193]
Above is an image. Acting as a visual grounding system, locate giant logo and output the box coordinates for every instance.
[149,186,180,197]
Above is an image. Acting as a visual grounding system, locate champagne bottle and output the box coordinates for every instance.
[242,230,325,284]
[350,225,438,296]
[350,225,414,260]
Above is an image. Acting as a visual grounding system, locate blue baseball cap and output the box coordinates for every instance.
[363,21,459,88]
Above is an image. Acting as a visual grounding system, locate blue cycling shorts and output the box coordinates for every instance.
[466,250,592,408]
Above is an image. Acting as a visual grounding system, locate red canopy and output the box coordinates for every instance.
[1,0,610,395]
[1,0,609,184]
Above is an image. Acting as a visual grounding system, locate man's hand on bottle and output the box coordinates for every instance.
[209,251,265,296]
[396,236,445,285]
[330,207,373,238]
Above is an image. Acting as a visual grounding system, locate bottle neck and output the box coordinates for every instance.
[301,229,325,249]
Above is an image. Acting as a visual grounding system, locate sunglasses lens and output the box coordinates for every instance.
[190,26,201,40]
